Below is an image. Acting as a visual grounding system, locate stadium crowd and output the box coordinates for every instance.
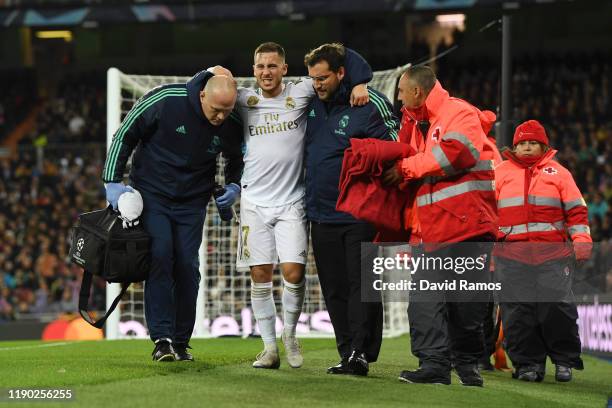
[0,147,107,321]
[0,54,610,321]
[17,72,106,146]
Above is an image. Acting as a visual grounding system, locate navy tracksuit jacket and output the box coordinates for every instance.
[102,70,243,343]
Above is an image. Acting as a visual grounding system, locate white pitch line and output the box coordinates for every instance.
[0,341,82,351]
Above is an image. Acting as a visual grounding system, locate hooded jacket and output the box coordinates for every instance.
[397,81,498,243]
[494,148,591,263]
[102,70,244,205]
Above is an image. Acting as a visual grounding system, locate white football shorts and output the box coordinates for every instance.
[236,196,308,268]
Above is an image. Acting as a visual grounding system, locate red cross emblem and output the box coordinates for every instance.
[543,167,557,175]
[431,127,441,143]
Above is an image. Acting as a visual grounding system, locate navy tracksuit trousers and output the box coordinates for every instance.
[141,193,207,344]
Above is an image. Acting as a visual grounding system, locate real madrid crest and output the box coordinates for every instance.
[339,115,350,128]
[247,96,259,107]
[285,96,296,110]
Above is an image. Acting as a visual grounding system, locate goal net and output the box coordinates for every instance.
[105,65,410,340]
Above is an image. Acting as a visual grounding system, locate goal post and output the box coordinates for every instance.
[105,65,410,340]
[105,67,122,340]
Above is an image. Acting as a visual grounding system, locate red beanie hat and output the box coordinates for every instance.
[513,120,549,146]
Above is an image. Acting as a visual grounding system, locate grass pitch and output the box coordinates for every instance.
[0,336,610,408]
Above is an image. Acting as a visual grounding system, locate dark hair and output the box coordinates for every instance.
[254,42,285,60]
[303,43,346,72]
[402,65,437,94]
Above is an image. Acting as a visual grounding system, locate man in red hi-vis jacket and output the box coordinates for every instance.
[383,65,498,386]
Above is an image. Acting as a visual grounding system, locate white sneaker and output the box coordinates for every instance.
[252,349,280,369]
[282,332,303,368]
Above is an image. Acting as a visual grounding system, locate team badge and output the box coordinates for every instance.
[339,115,350,129]
[543,167,558,175]
[247,96,259,107]
[285,96,296,109]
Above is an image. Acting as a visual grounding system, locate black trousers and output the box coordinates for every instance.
[481,299,497,360]
[408,238,493,370]
[496,257,583,369]
[311,222,383,362]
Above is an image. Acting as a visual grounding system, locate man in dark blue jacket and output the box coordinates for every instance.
[102,72,243,362]
[304,43,399,376]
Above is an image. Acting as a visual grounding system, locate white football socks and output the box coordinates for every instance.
[282,278,306,337]
[251,280,277,350]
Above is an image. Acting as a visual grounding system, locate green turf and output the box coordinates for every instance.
[0,336,610,408]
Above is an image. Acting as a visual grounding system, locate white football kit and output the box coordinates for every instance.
[235,80,314,267]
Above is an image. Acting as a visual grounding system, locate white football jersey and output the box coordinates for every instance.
[236,79,315,207]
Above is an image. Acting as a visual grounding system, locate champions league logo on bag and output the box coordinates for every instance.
[77,238,85,252]
[73,237,86,265]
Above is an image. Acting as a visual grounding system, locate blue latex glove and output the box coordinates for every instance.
[105,182,133,210]
[216,183,240,209]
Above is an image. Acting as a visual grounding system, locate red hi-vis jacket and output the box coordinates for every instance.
[397,81,498,243]
[495,149,592,263]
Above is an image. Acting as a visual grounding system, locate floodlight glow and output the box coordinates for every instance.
[436,14,466,25]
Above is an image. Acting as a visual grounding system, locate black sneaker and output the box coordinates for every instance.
[455,364,484,387]
[399,367,451,385]
[174,343,194,361]
[327,358,352,375]
[514,365,544,382]
[152,339,175,362]
[348,350,369,376]
[555,365,572,382]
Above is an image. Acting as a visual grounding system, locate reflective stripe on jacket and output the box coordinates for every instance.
[495,150,592,264]
[397,81,498,243]
[495,148,592,262]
